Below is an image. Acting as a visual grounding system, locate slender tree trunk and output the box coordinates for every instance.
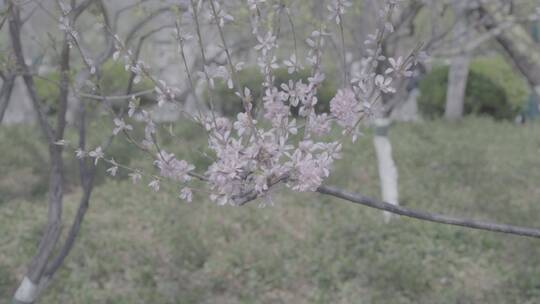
[373,118,399,222]
[445,54,471,120]
[9,2,69,301]
[445,0,471,120]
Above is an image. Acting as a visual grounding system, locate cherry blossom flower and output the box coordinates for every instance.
[128,99,138,117]
[283,54,301,74]
[210,1,234,27]
[234,112,256,137]
[386,56,414,77]
[374,75,395,93]
[254,32,277,56]
[330,88,360,128]
[308,113,331,136]
[106,165,119,177]
[148,179,160,192]
[327,0,352,24]
[113,118,133,135]
[129,172,142,184]
[75,149,86,159]
[180,187,193,202]
[88,147,104,165]
[154,151,195,183]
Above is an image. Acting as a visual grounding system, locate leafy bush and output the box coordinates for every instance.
[472,56,528,110]
[418,56,528,120]
[210,67,337,117]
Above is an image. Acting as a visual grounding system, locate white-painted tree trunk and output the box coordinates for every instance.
[13,277,38,304]
[12,276,50,304]
[391,88,420,122]
[373,119,399,222]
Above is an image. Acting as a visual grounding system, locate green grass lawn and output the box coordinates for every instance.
[1,117,540,303]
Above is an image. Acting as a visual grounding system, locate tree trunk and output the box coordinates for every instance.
[445,0,471,120]
[373,119,399,222]
[480,1,540,94]
[445,54,471,120]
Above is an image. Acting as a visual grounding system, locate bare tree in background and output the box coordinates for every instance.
[479,0,540,95]
[4,0,187,302]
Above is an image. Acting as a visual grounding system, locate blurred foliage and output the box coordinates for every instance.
[209,67,337,117]
[0,126,54,201]
[34,71,61,115]
[2,118,540,303]
[472,56,529,109]
[0,117,146,202]
[418,56,529,120]
[419,67,507,119]
[96,60,154,102]
[34,61,154,115]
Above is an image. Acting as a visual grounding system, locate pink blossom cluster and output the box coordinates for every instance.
[155,151,194,183]
[79,0,420,206]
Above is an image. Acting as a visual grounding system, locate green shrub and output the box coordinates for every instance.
[472,55,529,110]
[210,67,337,117]
[418,56,528,120]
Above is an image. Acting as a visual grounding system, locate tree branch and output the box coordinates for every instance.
[8,1,55,142]
[317,185,540,239]
[0,74,16,123]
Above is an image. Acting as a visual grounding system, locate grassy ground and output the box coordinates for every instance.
[1,117,540,303]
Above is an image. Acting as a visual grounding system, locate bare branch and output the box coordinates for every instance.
[8,1,55,142]
[317,185,540,239]
[124,7,173,47]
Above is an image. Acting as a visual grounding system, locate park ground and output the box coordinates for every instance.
[1,117,540,303]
